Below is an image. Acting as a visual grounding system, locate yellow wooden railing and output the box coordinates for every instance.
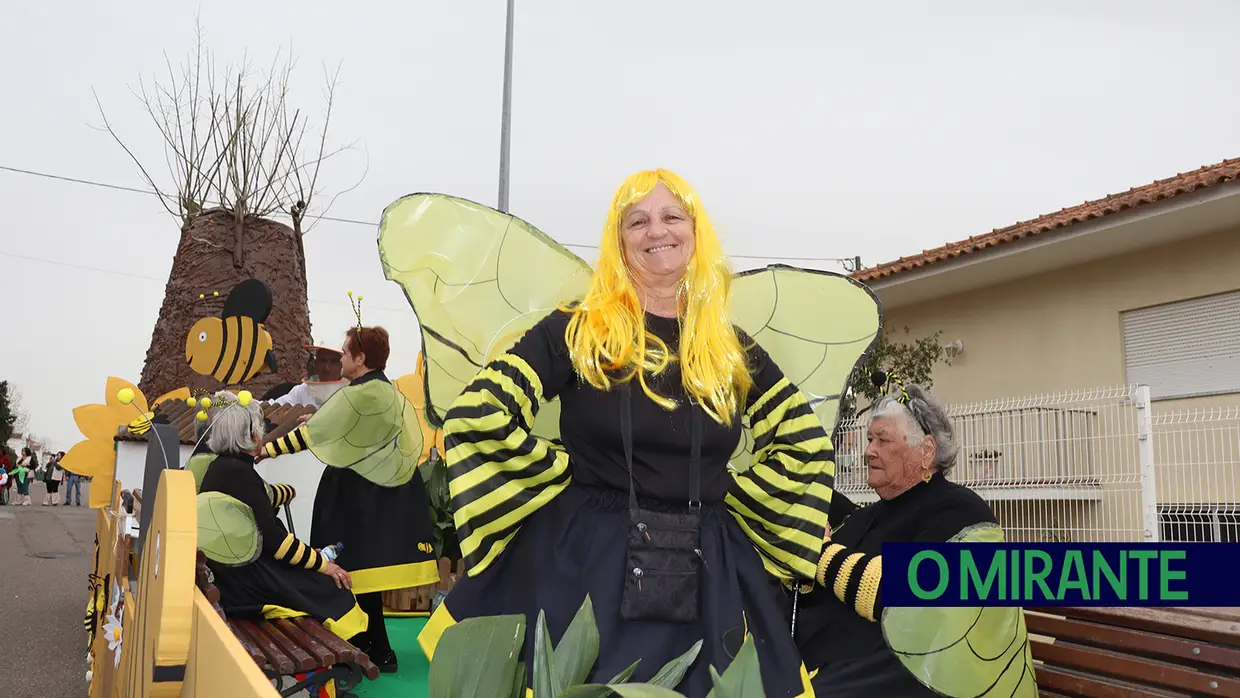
[87,470,278,698]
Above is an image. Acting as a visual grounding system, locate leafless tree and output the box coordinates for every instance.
[93,17,363,265]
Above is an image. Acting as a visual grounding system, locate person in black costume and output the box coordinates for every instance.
[262,326,440,673]
[418,171,831,697]
[198,391,367,640]
[792,381,1036,696]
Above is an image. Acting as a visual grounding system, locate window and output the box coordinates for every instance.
[1121,289,1240,400]
[1158,504,1240,542]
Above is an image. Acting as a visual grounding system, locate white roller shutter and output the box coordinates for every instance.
[1122,289,1240,400]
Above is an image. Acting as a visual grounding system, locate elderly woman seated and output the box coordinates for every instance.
[794,383,1035,696]
[198,390,368,641]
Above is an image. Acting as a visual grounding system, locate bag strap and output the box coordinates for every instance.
[621,384,703,512]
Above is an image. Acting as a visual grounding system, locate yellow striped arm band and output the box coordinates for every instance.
[274,532,328,573]
[267,483,297,506]
[264,425,311,459]
[727,376,835,580]
[443,353,571,575]
[816,543,881,622]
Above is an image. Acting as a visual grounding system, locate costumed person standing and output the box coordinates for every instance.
[196,390,367,641]
[415,170,835,696]
[792,378,1037,697]
[262,321,439,672]
[267,343,350,408]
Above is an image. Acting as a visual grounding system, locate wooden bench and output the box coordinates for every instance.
[195,553,380,697]
[1026,606,1240,697]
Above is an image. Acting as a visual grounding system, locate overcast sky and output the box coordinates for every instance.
[4,0,1240,451]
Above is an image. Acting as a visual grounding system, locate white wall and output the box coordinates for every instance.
[114,441,196,504]
[255,451,326,540]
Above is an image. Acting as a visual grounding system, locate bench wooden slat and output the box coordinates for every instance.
[1025,613,1240,670]
[1034,664,1191,698]
[292,617,358,664]
[235,619,296,675]
[1031,638,1240,696]
[1030,607,1240,647]
[274,619,335,667]
[226,619,271,671]
[254,619,317,672]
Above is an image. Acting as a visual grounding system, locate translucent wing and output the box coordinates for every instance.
[882,524,1039,697]
[378,193,594,440]
[197,491,261,566]
[729,265,882,471]
[304,379,423,487]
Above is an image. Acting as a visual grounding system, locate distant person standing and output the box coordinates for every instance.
[43,452,64,506]
[13,448,33,506]
[64,452,83,506]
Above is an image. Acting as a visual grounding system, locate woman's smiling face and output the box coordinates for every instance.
[620,182,695,288]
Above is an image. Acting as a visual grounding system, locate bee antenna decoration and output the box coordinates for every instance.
[887,371,911,405]
[348,290,364,339]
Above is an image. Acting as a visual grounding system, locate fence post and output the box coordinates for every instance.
[1136,384,1160,542]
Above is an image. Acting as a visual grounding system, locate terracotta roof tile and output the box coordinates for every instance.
[853,157,1240,283]
[114,400,317,446]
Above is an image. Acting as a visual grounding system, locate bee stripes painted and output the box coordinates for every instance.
[186,278,279,386]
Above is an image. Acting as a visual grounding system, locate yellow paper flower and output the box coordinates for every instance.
[394,352,446,463]
[62,380,192,507]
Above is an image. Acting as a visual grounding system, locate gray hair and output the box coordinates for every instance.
[205,391,266,455]
[867,383,959,476]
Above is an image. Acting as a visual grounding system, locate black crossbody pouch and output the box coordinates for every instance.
[619,386,706,624]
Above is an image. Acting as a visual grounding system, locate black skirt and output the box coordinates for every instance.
[310,467,439,595]
[421,484,812,697]
[208,556,368,640]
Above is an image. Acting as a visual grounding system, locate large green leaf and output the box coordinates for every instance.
[533,610,558,698]
[607,660,641,685]
[704,635,765,698]
[648,640,704,689]
[554,596,601,689]
[559,685,687,698]
[428,614,527,698]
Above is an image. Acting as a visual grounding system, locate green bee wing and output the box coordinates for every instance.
[303,379,424,487]
[881,523,1039,697]
[375,194,880,462]
[197,491,261,567]
[377,193,594,442]
[729,266,881,472]
[185,453,214,493]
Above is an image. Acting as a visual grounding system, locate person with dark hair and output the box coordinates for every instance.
[260,324,438,672]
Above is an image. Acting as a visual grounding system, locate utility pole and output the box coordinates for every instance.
[497,0,516,212]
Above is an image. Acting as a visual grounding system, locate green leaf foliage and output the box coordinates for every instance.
[704,634,765,698]
[533,610,559,698]
[647,640,704,689]
[840,326,947,420]
[428,614,528,698]
[554,595,601,688]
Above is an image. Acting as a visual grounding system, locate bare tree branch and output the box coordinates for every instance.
[94,19,354,260]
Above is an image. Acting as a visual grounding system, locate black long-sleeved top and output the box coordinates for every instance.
[199,452,327,573]
[796,472,997,693]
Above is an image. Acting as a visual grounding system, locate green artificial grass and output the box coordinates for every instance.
[351,618,430,698]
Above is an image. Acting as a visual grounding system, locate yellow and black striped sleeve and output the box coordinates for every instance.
[444,312,576,577]
[271,531,328,573]
[266,482,297,506]
[264,425,311,459]
[816,543,882,621]
[725,341,835,582]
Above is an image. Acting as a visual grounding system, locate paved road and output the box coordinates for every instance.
[0,481,96,697]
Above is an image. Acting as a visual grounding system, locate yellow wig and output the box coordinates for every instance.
[562,169,752,425]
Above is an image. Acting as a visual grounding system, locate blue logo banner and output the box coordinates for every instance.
[881,543,1240,607]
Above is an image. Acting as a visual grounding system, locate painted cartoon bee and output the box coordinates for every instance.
[186,278,279,385]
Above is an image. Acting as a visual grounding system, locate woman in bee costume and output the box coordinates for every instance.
[377,169,883,696]
[261,318,439,673]
[195,390,367,641]
[793,377,1037,697]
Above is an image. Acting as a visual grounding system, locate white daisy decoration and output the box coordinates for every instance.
[103,614,123,667]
